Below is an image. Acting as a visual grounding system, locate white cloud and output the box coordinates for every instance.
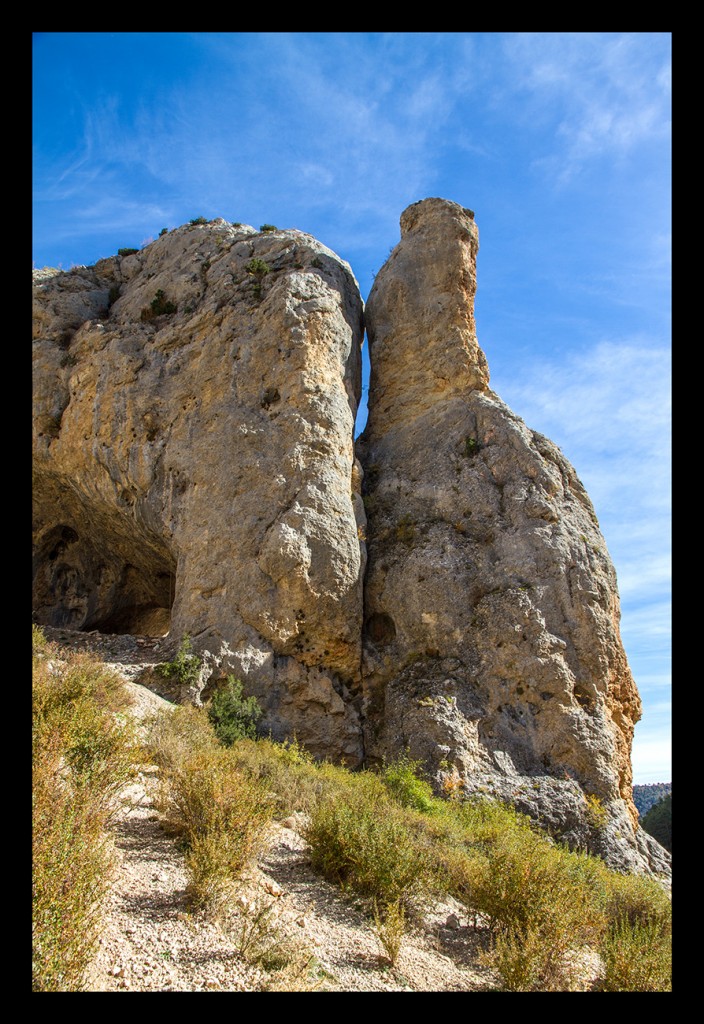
[631,730,671,784]
[502,32,671,180]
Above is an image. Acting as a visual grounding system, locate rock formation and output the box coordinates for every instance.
[32,203,669,875]
[358,198,668,874]
[32,220,366,763]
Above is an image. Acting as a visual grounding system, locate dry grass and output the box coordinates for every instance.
[32,630,135,991]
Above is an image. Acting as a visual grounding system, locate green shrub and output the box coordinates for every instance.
[159,227,169,236]
[208,675,263,745]
[600,869,671,932]
[259,223,277,233]
[157,634,201,689]
[140,288,177,321]
[463,436,479,458]
[246,258,270,279]
[117,247,138,257]
[223,736,347,818]
[189,216,208,225]
[304,787,431,906]
[382,755,435,813]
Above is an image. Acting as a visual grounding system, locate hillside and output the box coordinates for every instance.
[633,783,672,818]
[641,794,672,853]
[33,627,672,992]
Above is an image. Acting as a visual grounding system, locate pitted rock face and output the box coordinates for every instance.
[359,197,667,875]
[33,202,669,876]
[33,220,366,764]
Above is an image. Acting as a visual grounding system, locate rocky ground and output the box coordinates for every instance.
[43,627,496,993]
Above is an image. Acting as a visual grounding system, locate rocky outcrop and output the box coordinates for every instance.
[358,198,668,874]
[32,203,669,875]
[32,220,366,764]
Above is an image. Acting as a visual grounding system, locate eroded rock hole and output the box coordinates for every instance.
[366,611,396,646]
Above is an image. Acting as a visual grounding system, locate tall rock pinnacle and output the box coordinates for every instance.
[358,198,668,874]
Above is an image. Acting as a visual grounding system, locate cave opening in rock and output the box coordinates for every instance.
[32,522,176,637]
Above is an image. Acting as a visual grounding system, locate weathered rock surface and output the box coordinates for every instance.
[33,201,669,876]
[359,198,668,874]
[32,220,366,763]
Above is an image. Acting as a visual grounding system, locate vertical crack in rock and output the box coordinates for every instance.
[32,220,367,765]
[357,197,669,875]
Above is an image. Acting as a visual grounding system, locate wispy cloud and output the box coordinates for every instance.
[502,32,671,182]
[495,338,670,490]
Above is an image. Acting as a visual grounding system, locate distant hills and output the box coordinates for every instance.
[632,783,672,818]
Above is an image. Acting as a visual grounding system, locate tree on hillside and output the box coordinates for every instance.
[641,793,672,853]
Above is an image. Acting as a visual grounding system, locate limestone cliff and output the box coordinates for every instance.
[32,220,366,763]
[32,204,669,875]
[358,198,668,874]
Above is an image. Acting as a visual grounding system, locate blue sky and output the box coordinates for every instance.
[33,32,671,784]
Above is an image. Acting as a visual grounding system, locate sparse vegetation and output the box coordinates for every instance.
[246,258,271,300]
[189,216,208,225]
[159,227,169,236]
[373,897,406,965]
[35,629,671,992]
[259,224,277,233]
[32,628,135,991]
[463,436,479,458]
[117,247,139,257]
[395,513,416,545]
[585,793,609,830]
[140,289,177,321]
